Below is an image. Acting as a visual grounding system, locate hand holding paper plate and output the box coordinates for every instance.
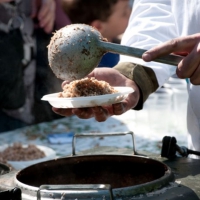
[42,87,134,108]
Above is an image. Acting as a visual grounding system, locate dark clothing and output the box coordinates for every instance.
[33,28,64,124]
[98,52,119,68]
[0,1,64,133]
[114,62,159,110]
[98,38,120,68]
[0,28,25,109]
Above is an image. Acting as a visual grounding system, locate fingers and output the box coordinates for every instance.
[177,42,200,85]
[72,108,94,119]
[177,41,200,82]
[142,35,199,62]
[112,103,125,115]
[90,88,139,121]
[190,64,200,85]
[142,34,200,85]
[52,98,135,122]
[52,107,73,117]
[37,0,55,33]
[72,105,125,121]
[112,90,139,115]
[91,107,110,122]
[52,107,95,119]
[53,75,140,121]
[52,107,109,121]
[61,81,70,88]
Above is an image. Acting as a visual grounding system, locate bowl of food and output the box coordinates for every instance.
[41,77,134,108]
[0,143,56,170]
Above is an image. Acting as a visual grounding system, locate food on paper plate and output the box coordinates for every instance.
[41,77,134,108]
[0,143,45,162]
[58,77,118,98]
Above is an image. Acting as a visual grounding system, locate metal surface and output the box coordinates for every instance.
[37,184,114,200]
[48,24,105,81]
[100,41,183,66]
[72,131,136,155]
[1,151,200,199]
[14,153,173,199]
[48,24,182,81]
[12,131,174,200]
[0,132,200,200]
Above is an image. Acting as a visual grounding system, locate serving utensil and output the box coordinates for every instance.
[48,24,182,81]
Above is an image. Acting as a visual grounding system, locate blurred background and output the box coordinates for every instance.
[0,0,189,158]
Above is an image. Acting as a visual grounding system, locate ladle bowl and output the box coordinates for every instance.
[48,24,106,80]
[48,24,183,81]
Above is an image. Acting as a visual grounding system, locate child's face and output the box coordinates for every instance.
[101,0,131,41]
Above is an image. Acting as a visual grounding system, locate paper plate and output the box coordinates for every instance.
[41,87,134,108]
[0,144,56,170]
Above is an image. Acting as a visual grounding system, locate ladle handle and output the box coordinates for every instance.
[100,41,183,66]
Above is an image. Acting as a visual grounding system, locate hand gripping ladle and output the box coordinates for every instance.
[48,24,182,81]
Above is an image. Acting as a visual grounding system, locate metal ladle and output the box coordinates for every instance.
[48,24,182,81]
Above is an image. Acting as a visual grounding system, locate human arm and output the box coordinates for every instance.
[32,0,56,33]
[53,0,176,120]
[52,67,140,122]
[52,63,158,121]
[120,0,178,88]
[142,33,200,85]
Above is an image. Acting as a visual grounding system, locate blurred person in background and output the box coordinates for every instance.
[61,0,131,68]
[34,0,71,124]
[0,0,70,132]
[54,0,71,30]
[118,0,200,159]
[53,0,200,159]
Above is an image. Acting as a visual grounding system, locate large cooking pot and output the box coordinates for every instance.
[13,132,174,200]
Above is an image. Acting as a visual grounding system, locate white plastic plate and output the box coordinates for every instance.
[0,144,56,170]
[41,87,134,108]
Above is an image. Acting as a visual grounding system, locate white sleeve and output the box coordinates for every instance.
[120,0,178,87]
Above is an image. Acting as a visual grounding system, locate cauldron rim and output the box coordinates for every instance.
[15,153,175,199]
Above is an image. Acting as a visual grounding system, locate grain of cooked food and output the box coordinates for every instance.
[0,143,45,161]
[58,77,118,98]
